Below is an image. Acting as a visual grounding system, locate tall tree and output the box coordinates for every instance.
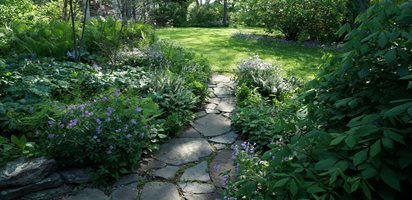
[223,0,228,26]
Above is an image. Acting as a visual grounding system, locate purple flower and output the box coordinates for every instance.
[143,125,148,129]
[130,119,137,125]
[96,126,102,134]
[114,88,120,97]
[47,134,55,139]
[96,118,102,124]
[109,145,114,149]
[223,175,228,187]
[140,132,145,138]
[78,104,85,110]
[126,98,130,102]
[85,111,93,117]
[102,96,107,101]
[106,117,112,122]
[235,163,240,172]
[67,105,73,110]
[67,119,78,128]
[126,134,132,139]
[135,106,141,112]
[59,123,65,129]
[115,129,121,133]
[106,149,112,155]
[48,120,55,125]
[134,130,139,135]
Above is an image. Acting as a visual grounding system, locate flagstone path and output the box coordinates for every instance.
[64,74,242,200]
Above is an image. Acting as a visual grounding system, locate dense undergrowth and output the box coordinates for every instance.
[0,0,210,180]
[227,2,412,199]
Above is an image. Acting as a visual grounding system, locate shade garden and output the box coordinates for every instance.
[0,0,411,200]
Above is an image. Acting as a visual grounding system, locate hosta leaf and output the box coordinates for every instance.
[384,102,412,118]
[289,180,298,196]
[378,32,388,48]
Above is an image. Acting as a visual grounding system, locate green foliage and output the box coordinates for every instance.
[233,0,350,41]
[41,92,160,179]
[227,1,412,199]
[0,135,38,167]
[187,2,224,27]
[234,55,299,100]
[150,1,189,26]
[0,0,35,26]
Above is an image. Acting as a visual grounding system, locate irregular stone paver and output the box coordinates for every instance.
[213,87,233,97]
[184,192,221,200]
[178,127,202,138]
[206,98,221,105]
[210,150,235,188]
[192,114,231,137]
[113,174,143,187]
[180,161,210,182]
[213,144,227,150]
[110,183,138,200]
[195,111,207,118]
[205,104,217,110]
[216,101,235,113]
[209,131,238,144]
[210,74,231,84]
[152,166,180,180]
[205,109,220,114]
[64,188,109,200]
[140,182,179,200]
[153,138,213,166]
[178,182,215,194]
[136,158,166,174]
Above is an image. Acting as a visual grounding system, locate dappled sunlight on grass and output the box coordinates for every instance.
[157,27,329,81]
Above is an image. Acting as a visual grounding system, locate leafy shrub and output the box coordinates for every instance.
[147,71,198,135]
[0,135,37,167]
[0,0,34,26]
[150,1,188,26]
[227,1,412,199]
[187,2,224,27]
[42,91,160,178]
[143,41,211,99]
[233,0,350,41]
[234,56,298,99]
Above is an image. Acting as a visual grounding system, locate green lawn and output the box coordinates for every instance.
[156,27,329,80]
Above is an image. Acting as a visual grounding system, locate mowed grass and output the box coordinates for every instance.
[156,27,330,81]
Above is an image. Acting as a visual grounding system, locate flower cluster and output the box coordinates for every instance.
[43,89,160,178]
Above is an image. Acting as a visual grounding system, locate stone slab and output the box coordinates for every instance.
[0,173,63,200]
[152,166,180,180]
[136,158,166,174]
[208,132,238,144]
[178,182,215,194]
[113,174,143,188]
[140,182,179,200]
[178,127,202,138]
[21,185,72,200]
[184,192,221,200]
[213,144,227,150]
[64,188,109,200]
[153,138,213,166]
[0,157,56,188]
[192,114,231,137]
[110,183,138,200]
[205,109,220,114]
[216,101,235,113]
[210,150,235,188]
[180,161,210,182]
[210,74,231,84]
[213,88,233,98]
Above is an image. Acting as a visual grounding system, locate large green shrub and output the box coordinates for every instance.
[150,1,188,26]
[227,1,412,199]
[187,2,224,27]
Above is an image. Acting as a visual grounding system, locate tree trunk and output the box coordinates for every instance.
[223,0,228,26]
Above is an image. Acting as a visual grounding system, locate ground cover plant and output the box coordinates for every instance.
[156,27,327,80]
[226,1,412,199]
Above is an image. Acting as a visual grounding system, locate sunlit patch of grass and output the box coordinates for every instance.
[156,27,329,81]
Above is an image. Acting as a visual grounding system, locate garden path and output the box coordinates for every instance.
[65,74,241,200]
